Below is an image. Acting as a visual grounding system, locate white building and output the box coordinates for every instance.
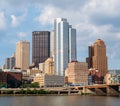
[54,18,76,76]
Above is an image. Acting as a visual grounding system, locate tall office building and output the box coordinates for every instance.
[86,39,108,76]
[5,58,10,69]
[16,41,30,70]
[32,31,50,67]
[5,56,15,69]
[86,46,94,69]
[50,31,54,57]
[54,18,76,76]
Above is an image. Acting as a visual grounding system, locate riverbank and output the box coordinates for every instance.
[0,89,82,96]
[0,88,120,96]
[0,93,119,97]
[0,94,83,96]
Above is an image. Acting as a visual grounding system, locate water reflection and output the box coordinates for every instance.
[0,96,120,106]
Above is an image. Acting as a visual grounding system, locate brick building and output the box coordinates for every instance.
[0,72,22,88]
[86,39,108,77]
[65,61,88,86]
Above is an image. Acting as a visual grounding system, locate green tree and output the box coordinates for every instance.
[0,82,7,88]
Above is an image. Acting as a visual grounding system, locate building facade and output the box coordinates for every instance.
[65,61,88,86]
[0,72,22,88]
[16,41,30,70]
[105,73,120,84]
[44,57,54,75]
[50,31,54,57]
[54,18,76,76]
[39,57,54,75]
[5,56,15,69]
[86,39,108,77]
[86,46,94,69]
[32,31,50,67]
[88,68,103,85]
[33,74,64,87]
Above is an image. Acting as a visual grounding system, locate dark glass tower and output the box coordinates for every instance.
[86,46,94,69]
[32,31,50,67]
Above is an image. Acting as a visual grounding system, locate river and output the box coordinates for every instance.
[0,96,120,106]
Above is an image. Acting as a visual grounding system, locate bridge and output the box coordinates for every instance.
[70,84,120,96]
[0,84,120,96]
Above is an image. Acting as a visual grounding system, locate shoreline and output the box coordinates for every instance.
[0,94,119,97]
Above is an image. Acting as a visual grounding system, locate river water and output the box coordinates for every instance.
[0,96,120,106]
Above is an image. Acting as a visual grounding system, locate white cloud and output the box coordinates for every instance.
[116,33,120,39]
[35,5,85,29]
[34,1,120,69]
[0,12,6,30]
[18,32,27,38]
[11,15,18,27]
[11,12,26,27]
[83,0,119,16]
[35,5,60,25]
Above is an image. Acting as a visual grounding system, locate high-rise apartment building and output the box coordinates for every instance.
[32,31,50,67]
[16,41,30,70]
[54,18,76,76]
[86,39,108,76]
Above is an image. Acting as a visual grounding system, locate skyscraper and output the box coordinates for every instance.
[54,18,76,76]
[86,39,108,76]
[50,30,54,57]
[86,46,94,69]
[5,56,15,69]
[5,58,10,69]
[16,41,30,70]
[32,31,50,67]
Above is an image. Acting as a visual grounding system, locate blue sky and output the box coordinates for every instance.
[0,0,120,69]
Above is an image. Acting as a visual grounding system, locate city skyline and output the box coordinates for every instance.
[1,0,120,69]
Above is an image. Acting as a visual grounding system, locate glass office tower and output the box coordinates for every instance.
[54,18,76,76]
[32,31,50,67]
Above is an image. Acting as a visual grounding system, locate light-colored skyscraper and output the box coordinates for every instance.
[86,39,108,77]
[54,18,76,76]
[50,30,54,57]
[16,41,30,70]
